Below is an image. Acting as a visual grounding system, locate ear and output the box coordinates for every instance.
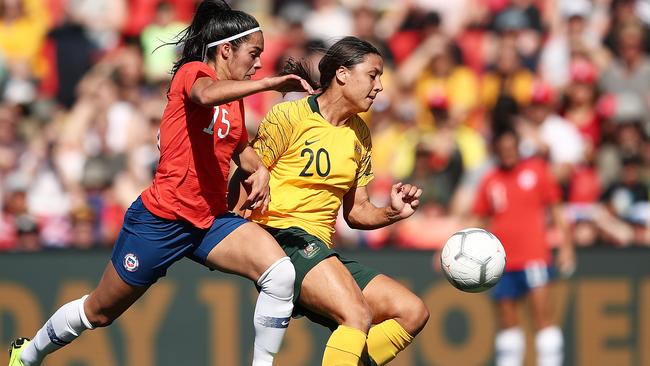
[334,66,349,85]
[218,43,232,59]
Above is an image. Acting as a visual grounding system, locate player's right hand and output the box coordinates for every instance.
[266,74,315,95]
[242,166,271,214]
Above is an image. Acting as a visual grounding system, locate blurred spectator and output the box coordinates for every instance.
[0,0,49,80]
[303,0,353,44]
[539,0,609,89]
[603,0,650,54]
[481,43,534,108]
[140,1,187,84]
[600,21,650,129]
[518,82,586,185]
[67,0,126,51]
[600,153,650,245]
[561,59,602,149]
[42,2,97,108]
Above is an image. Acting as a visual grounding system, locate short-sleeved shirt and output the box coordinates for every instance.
[141,61,248,229]
[473,158,561,270]
[250,95,373,247]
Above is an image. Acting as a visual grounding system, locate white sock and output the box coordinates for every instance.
[252,257,295,366]
[536,326,563,366]
[495,327,525,366]
[20,295,94,366]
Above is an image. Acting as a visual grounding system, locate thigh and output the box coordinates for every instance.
[111,197,198,287]
[267,226,338,302]
[362,274,418,322]
[199,216,287,281]
[299,256,368,326]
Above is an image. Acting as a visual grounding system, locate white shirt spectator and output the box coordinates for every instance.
[540,114,586,165]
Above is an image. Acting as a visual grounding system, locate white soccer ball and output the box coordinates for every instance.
[440,228,506,293]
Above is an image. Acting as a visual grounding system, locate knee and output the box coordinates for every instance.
[338,300,373,332]
[84,300,117,328]
[85,310,115,328]
[398,297,429,335]
[258,257,295,300]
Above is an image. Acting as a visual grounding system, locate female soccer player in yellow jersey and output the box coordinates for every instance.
[230,36,429,366]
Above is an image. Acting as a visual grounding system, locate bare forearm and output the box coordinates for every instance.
[194,79,271,106]
[237,146,265,174]
[347,203,402,230]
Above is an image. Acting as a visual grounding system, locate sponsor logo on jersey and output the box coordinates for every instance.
[300,242,321,259]
[354,142,362,155]
[124,253,139,272]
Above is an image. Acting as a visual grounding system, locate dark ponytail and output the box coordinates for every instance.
[280,36,381,92]
[168,0,260,77]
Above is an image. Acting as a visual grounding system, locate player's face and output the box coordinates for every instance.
[229,31,264,80]
[495,133,519,169]
[342,53,384,112]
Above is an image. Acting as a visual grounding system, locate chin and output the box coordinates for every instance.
[360,100,374,112]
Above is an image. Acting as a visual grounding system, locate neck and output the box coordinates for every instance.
[318,89,357,126]
[208,59,229,80]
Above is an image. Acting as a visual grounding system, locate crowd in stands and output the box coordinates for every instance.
[2,0,650,251]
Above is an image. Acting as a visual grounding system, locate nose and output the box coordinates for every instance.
[254,56,262,70]
[375,77,383,92]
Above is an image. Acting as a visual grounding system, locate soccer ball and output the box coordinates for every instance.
[440,228,506,293]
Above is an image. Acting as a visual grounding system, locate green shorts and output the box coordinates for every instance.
[265,226,381,328]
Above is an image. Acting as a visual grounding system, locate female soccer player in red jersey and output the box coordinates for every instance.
[473,128,575,366]
[8,1,313,366]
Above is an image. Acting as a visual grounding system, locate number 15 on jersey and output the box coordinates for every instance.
[203,106,230,138]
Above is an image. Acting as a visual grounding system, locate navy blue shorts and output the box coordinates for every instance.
[110,196,248,287]
[491,262,554,300]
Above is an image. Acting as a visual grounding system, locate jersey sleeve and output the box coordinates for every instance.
[353,118,374,187]
[539,161,561,204]
[252,102,295,167]
[181,62,215,99]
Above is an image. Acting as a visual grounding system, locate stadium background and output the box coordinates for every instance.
[0,0,649,365]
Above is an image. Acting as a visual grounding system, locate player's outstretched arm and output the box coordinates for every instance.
[190,74,314,107]
[342,182,422,230]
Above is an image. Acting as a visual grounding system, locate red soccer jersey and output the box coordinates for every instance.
[141,62,248,228]
[473,158,561,270]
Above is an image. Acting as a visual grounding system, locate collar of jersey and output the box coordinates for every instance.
[307,94,322,115]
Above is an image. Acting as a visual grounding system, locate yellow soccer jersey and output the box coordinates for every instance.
[250,95,374,247]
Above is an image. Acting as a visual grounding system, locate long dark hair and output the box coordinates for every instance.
[281,36,381,91]
[169,0,260,77]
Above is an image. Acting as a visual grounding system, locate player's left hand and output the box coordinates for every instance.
[389,182,422,219]
[242,166,271,214]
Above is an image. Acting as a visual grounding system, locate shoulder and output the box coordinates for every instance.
[523,157,549,172]
[175,61,215,79]
[348,115,372,146]
[265,97,312,124]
